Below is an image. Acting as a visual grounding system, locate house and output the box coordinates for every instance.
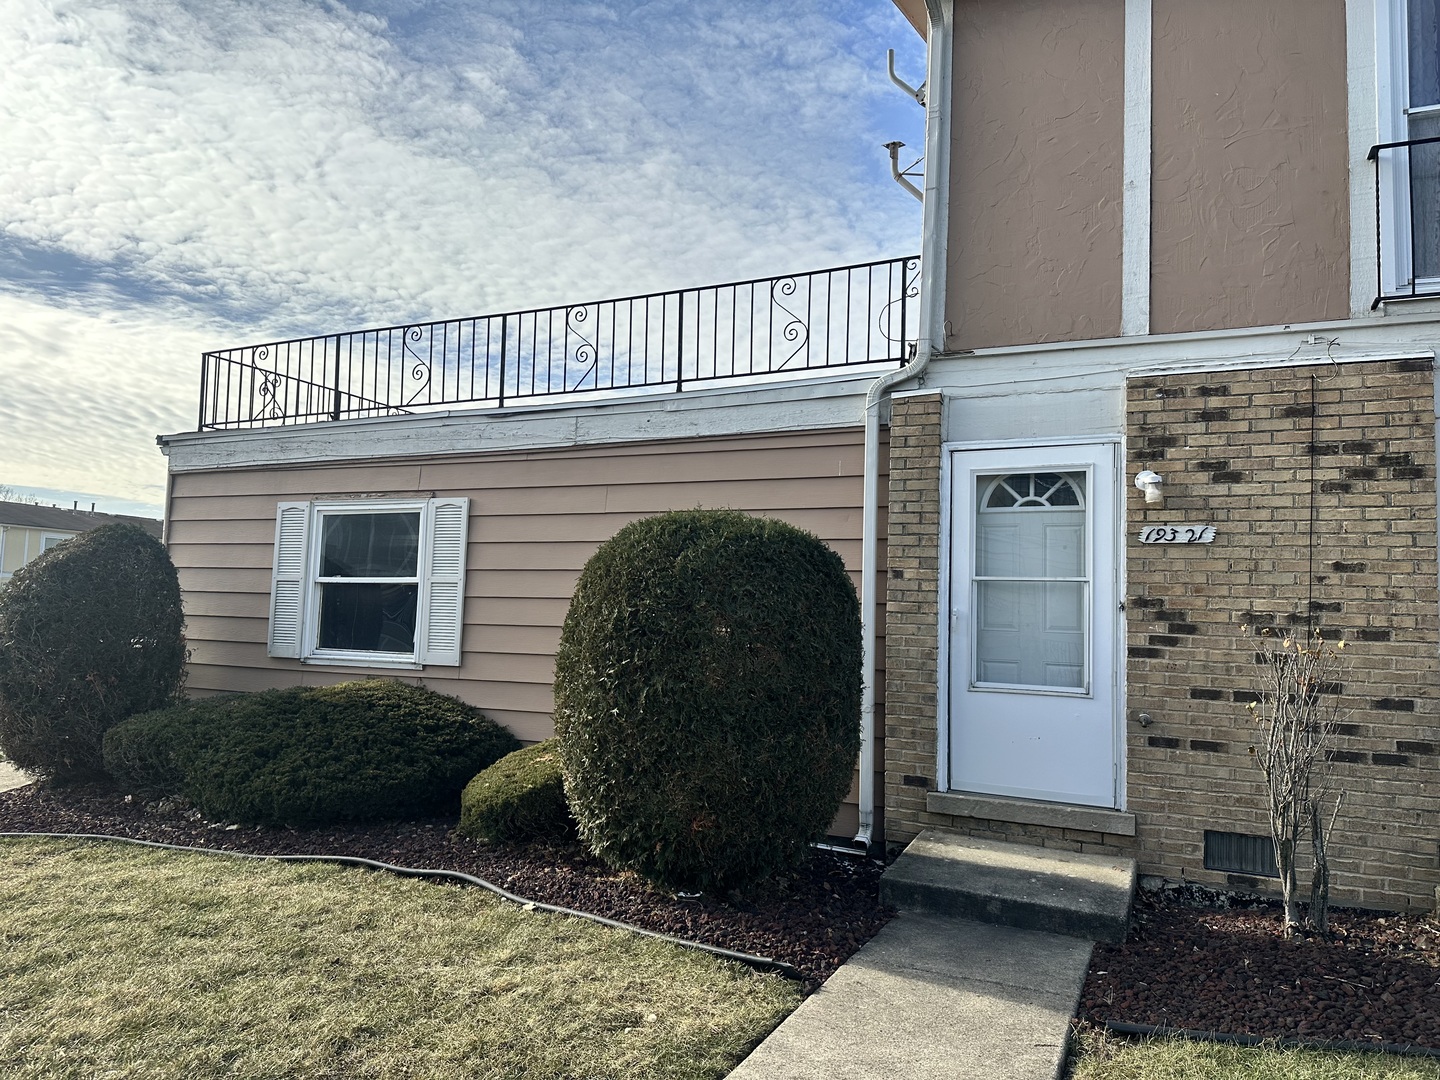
[0,501,163,583]
[158,0,1440,913]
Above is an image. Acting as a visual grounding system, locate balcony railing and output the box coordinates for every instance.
[197,255,920,430]
[1368,135,1440,307]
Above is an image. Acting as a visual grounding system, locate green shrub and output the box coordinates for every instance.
[553,509,862,893]
[457,739,577,845]
[0,523,186,781]
[104,681,520,826]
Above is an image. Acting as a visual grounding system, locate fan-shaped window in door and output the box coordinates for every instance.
[973,471,1089,691]
[981,472,1083,510]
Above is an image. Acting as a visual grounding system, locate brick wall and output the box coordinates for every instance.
[883,393,944,842]
[1127,359,1440,912]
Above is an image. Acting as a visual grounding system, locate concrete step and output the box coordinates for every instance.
[880,830,1136,944]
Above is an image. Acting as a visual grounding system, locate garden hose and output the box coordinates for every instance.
[0,831,804,981]
[1100,1020,1440,1060]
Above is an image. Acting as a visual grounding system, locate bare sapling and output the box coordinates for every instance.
[1248,629,1347,937]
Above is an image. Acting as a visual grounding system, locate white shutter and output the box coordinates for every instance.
[420,497,469,666]
[267,502,310,658]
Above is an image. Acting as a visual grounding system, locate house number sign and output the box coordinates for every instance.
[1138,525,1216,544]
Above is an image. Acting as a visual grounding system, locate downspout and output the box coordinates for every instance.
[856,0,952,851]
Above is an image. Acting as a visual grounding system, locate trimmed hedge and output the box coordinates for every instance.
[0,523,186,781]
[103,681,520,826]
[456,739,576,845]
[553,509,862,893]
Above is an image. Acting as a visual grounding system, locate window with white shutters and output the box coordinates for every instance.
[266,497,469,668]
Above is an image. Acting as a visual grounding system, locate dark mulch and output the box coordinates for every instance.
[0,780,893,988]
[1081,883,1440,1050]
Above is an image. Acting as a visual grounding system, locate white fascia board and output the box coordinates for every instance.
[159,371,877,473]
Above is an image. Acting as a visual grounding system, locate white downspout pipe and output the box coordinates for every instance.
[855,0,953,851]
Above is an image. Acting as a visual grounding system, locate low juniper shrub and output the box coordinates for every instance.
[104,680,520,826]
[457,739,577,845]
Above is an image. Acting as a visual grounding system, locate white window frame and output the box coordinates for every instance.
[267,497,469,669]
[1377,0,1440,297]
[39,533,70,552]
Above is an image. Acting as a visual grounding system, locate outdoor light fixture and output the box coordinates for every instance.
[1134,470,1164,505]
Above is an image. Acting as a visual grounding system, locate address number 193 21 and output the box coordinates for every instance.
[1138,525,1216,544]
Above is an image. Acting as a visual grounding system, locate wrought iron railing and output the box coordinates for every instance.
[1368,135,1440,307]
[197,255,920,430]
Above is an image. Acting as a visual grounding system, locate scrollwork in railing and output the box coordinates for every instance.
[400,326,432,407]
[251,348,285,420]
[565,304,601,390]
[878,256,921,346]
[770,276,809,369]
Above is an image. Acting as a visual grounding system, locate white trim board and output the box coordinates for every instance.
[1121,0,1152,337]
[1348,0,1382,317]
[160,371,879,473]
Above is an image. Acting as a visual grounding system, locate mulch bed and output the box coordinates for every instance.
[0,780,892,989]
[1080,883,1440,1051]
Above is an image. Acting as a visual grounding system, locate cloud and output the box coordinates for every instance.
[0,0,925,505]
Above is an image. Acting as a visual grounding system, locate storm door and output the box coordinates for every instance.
[947,443,1119,807]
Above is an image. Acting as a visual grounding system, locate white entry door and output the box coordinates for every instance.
[947,442,1119,808]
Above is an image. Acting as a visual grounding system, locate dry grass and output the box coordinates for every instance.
[1069,1027,1440,1080]
[0,838,801,1079]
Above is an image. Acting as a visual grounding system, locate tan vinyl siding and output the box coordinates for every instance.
[168,425,886,833]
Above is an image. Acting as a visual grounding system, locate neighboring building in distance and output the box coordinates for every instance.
[0,501,163,582]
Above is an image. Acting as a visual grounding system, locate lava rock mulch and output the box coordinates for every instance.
[0,781,893,988]
[1080,884,1440,1051]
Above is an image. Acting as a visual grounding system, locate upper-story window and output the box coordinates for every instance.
[1377,0,1440,296]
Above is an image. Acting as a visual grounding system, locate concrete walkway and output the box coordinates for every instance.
[727,912,1092,1080]
[0,760,32,792]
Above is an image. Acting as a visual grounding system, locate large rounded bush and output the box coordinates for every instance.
[553,509,862,892]
[104,680,520,826]
[457,739,576,845]
[0,523,186,780]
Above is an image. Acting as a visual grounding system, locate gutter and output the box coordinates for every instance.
[856,0,953,850]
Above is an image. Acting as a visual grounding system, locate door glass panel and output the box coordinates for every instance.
[973,472,1088,691]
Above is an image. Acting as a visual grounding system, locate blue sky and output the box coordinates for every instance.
[0,0,925,517]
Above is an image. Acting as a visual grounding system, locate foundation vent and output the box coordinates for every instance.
[1202,831,1278,878]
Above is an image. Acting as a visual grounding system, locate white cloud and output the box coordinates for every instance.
[0,0,925,505]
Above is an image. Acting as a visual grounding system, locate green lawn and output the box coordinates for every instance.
[0,838,802,1080]
[1069,1027,1440,1080]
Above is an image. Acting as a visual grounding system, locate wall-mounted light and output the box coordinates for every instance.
[1135,470,1164,505]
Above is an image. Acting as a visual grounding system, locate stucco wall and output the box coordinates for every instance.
[945,0,1125,351]
[1150,0,1350,333]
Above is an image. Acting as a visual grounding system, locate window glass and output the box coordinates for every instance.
[321,513,419,577]
[316,510,421,654]
[318,582,418,653]
[1411,0,1440,109]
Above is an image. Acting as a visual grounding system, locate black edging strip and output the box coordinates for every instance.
[0,831,803,981]
[1102,1020,1440,1060]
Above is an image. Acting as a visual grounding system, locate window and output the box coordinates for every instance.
[267,497,469,667]
[1377,0,1440,296]
[40,534,69,552]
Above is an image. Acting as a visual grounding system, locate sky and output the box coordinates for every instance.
[0,0,926,518]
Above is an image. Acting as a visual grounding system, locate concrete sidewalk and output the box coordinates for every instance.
[0,760,33,792]
[727,911,1092,1080]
